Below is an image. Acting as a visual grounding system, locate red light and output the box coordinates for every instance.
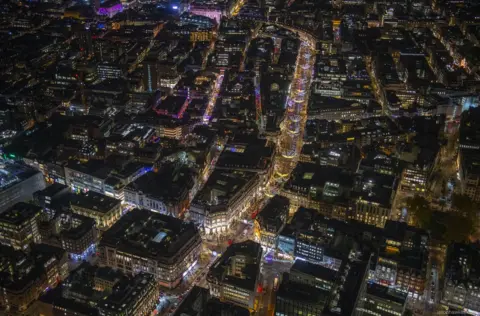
[228,239,233,246]
[257,284,263,293]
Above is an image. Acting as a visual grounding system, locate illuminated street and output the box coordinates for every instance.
[273,38,316,181]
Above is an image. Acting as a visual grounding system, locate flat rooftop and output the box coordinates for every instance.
[126,163,195,203]
[70,191,121,213]
[100,208,200,263]
[209,240,261,292]
[0,202,42,226]
[193,169,257,207]
[97,273,156,314]
[0,161,41,193]
[291,260,338,283]
[216,136,274,171]
[66,160,113,180]
[366,283,407,304]
[34,183,69,198]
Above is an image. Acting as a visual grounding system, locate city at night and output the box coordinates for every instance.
[0,0,479,315]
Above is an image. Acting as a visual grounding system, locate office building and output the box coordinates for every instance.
[98,208,202,289]
[143,61,159,92]
[207,240,262,312]
[97,273,159,316]
[254,195,289,249]
[0,202,42,250]
[0,244,68,315]
[442,243,480,314]
[0,161,46,213]
[124,162,196,218]
[38,264,157,316]
[33,183,70,215]
[373,221,429,300]
[274,274,329,316]
[356,283,408,316]
[173,286,250,316]
[190,170,259,235]
[70,191,122,231]
[39,210,97,260]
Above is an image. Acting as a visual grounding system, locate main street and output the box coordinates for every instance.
[165,19,317,316]
[270,35,316,203]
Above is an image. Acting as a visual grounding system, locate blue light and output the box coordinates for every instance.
[71,243,96,261]
[172,5,178,9]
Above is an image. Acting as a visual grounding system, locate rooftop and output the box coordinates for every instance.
[70,191,121,214]
[126,162,196,204]
[208,240,262,292]
[193,169,257,208]
[0,202,42,226]
[100,208,200,263]
[0,161,42,193]
[97,272,156,314]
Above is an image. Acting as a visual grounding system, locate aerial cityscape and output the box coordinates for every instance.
[0,0,479,315]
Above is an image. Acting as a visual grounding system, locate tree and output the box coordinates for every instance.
[452,194,476,217]
[441,213,475,243]
[445,194,478,242]
[406,195,433,229]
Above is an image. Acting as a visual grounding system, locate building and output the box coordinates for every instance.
[274,274,330,316]
[70,191,122,231]
[0,160,46,213]
[215,136,275,186]
[59,213,97,260]
[37,263,157,316]
[458,108,480,201]
[442,243,480,314]
[190,170,259,235]
[281,163,354,219]
[98,208,202,289]
[143,61,159,92]
[124,162,196,218]
[356,283,408,316]
[458,152,480,202]
[97,63,124,80]
[33,183,70,215]
[97,273,159,316]
[207,240,262,312]
[289,260,339,292]
[154,95,190,119]
[373,221,429,300]
[254,195,289,249]
[0,244,68,315]
[0,202,42,250]
[173,286,250,316]
[350,171,397,228]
